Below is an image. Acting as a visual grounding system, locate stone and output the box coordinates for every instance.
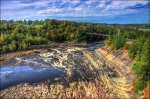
[139,95,146,99]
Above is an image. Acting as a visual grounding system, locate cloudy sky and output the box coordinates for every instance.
[1,0,150,24]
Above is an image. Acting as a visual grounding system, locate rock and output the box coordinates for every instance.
[1,47,134,99]
[139,91,143,96]
[139,95,146,99]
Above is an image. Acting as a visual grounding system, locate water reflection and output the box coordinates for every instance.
[0,65,64,90]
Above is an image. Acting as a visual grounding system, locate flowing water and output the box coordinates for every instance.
[0,54,64,90]
[0,42,104,91]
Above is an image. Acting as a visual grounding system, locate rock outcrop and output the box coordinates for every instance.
[94,47,137,98]
[0,45,138,99]
[0,47,120,99]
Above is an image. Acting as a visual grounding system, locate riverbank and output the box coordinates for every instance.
[0,42,139,98]
[0,42,101,64]
[0,44,120,99]
[95,47,138,98]
[0,49,47,64]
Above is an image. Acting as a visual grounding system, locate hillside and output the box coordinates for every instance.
[96,47,137,98]
[95,45,150,98]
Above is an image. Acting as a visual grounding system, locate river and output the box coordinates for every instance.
[0,42,104,91]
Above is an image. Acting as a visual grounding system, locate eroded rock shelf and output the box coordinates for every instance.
[95,48,137,99]
[0,45,137,99]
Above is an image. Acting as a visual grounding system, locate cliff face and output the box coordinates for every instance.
[94,47,137,98]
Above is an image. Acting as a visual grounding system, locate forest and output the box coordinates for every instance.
[0,19,150,93]
[0,19,111,53]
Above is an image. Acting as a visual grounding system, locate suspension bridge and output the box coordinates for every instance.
[86,33,109,36]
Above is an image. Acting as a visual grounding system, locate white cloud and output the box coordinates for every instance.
[85,1,93,4]
[97,3,105,8]
[85,0,99,4]
[113,9,138,15]
[61,0,71,3]
[33,1,49,7]
[106,0,149,10]
[37,10,44,14]
[68,7,73,10]
[75,7,82,11]
[2,1,33,11]
[46,8,63,12]
[71,0,80,4]
[130,0,149,5]
[1,0,149,21]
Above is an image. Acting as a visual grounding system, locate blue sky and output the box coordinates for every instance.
[1,0,150,24]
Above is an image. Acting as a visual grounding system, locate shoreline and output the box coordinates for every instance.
[0,42,75,64]
[0,41,104,64]
[0,48,48,64]
[1,45,118,99]
[0,43,138,98]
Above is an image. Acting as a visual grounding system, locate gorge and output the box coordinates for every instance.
[0,42,138,98]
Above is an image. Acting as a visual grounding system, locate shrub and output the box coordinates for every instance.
[110,35,125,50]
[134,78,147,93]
[126,44,136,60]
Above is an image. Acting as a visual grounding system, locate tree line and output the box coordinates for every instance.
[0,19,119,53]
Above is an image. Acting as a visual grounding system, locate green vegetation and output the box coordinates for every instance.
[0,19,118,53]
[0,19,149,93]
[131,37,150,93]
[108,34,125,50]
[105,24,150,93]
[23,24,43,27]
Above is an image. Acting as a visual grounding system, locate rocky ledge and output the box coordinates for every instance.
[95,47,138,98]
[0,46,120,99]
[0,47,121,99]
[0,45,138,99]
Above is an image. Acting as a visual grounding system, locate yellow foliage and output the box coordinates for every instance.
[0,37,3,42]
[46,32,49,37]
[76,29,79,34]
[104,40,110,48]
[123,44,127,50]
[70,33,74,39]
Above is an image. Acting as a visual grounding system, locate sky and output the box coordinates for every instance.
[1,0,150,24]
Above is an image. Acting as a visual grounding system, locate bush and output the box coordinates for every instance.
[134,78,147,93]
[126,44,136,60]
[110,35,125,50]
[2,45,9,53]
